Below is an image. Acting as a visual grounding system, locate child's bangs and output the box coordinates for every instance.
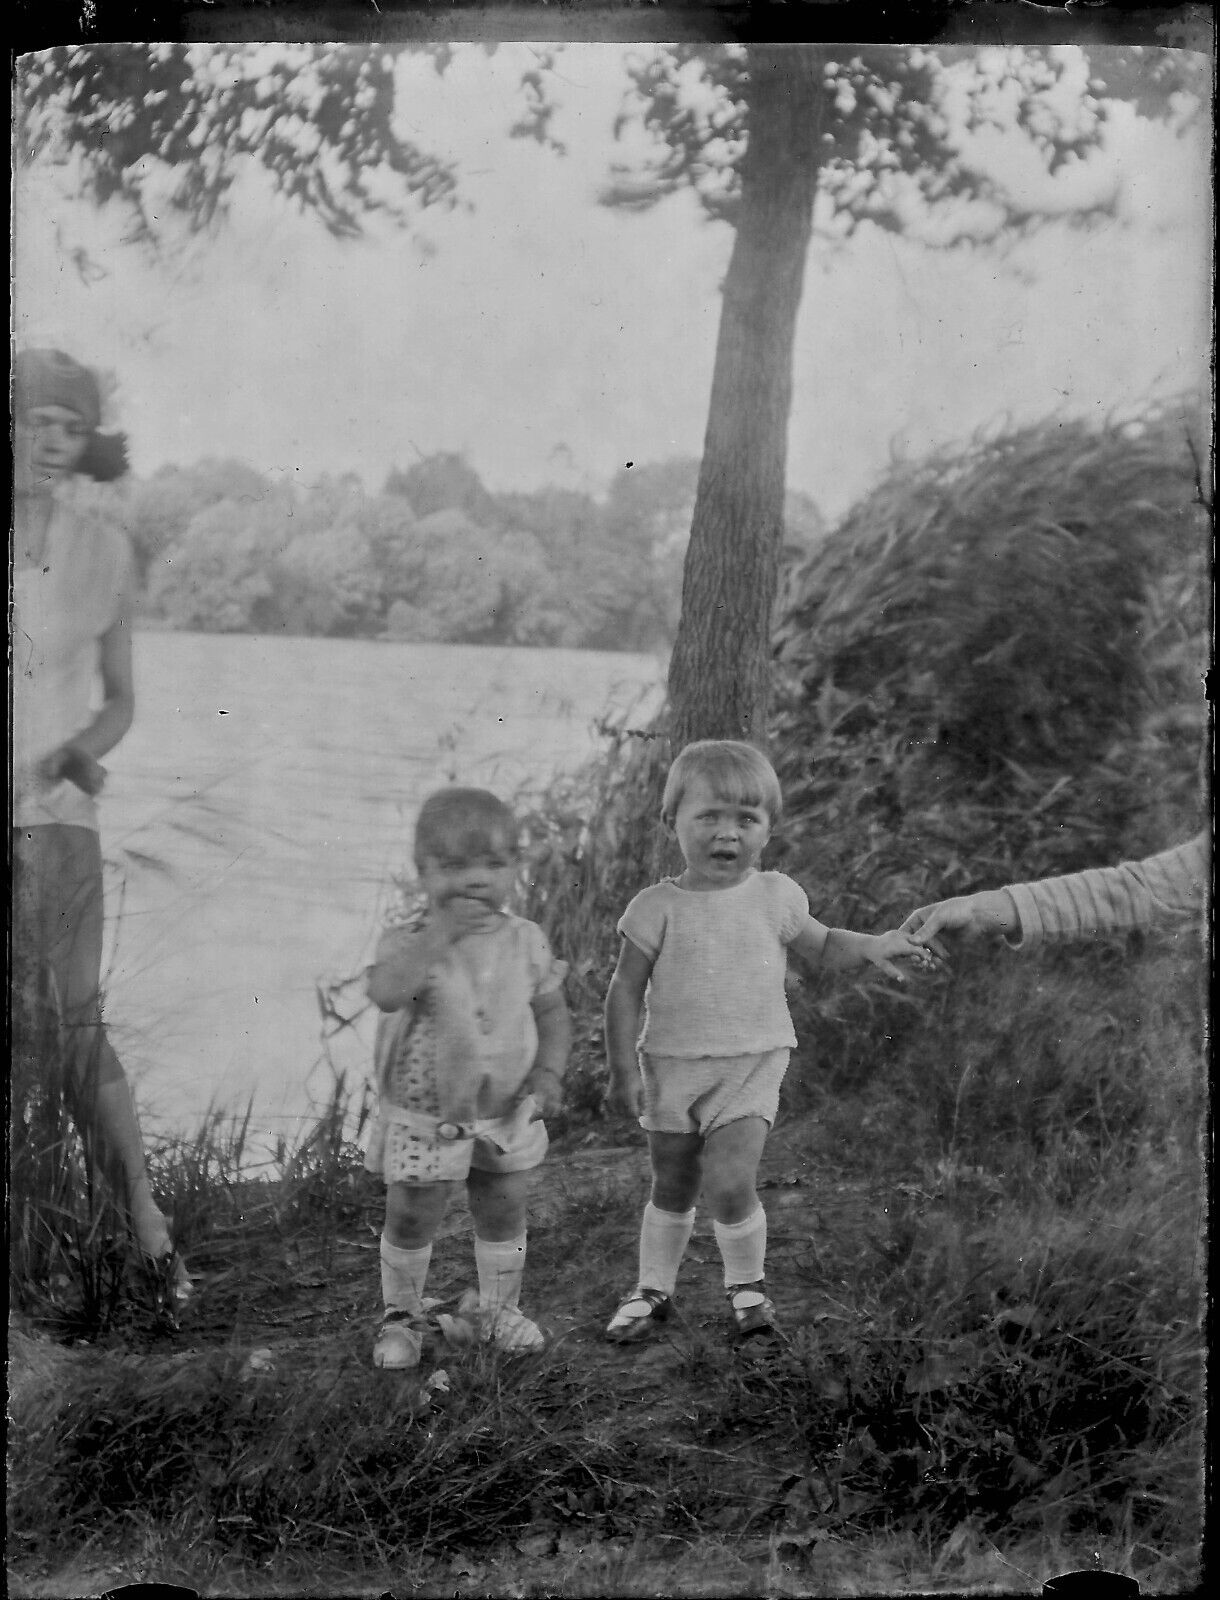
[702,748,781,819]
[664,742,783,822]
[426,815,516,861]
[710,773,769,813]
[450,821,516,859]
[415,788,518,863]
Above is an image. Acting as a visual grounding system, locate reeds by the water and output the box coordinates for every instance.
[7,955,133,1335]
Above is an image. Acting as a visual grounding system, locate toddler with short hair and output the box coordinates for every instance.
[365,786,570,1368]
[605,739,931,1343]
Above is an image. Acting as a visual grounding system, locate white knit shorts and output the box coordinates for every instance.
[639,1048,791,1136]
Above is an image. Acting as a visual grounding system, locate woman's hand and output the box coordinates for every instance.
[37,744,107,796]
[899,891,1018,958]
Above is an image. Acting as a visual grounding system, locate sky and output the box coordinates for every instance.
[12,42,1213,522]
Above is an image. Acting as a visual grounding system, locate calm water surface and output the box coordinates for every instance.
[101,631,663,1145]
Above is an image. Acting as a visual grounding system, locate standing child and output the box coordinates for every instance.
[365,786,571,1369]
[604,740,931,1343]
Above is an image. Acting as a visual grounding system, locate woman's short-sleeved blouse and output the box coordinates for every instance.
[12,500,133,831]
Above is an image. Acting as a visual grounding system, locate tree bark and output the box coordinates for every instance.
[666,44,822,755]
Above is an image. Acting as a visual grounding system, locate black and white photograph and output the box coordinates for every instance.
[9,4,1212,1596]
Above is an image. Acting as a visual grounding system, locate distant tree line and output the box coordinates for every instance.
[119,451,824,651]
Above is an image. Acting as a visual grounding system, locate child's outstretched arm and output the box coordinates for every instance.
[365,922,452,1012]
[604,937,653,1117]
[790,915,935,983]
[524,989,573,1118]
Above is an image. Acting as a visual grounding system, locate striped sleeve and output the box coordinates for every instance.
[1005,831,1209,950]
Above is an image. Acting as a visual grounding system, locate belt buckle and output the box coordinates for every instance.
[437,1121,466,1142]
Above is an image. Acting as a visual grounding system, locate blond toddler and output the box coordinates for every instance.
[605,740,931,1343]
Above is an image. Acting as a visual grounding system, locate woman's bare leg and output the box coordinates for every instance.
[19,825,174,1260]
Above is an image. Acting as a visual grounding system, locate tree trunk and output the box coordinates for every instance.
[666,44,822,755]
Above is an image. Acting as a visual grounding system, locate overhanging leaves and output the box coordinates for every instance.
[16,43,460,243]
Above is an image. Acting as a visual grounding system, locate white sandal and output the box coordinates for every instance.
[374,1313,425,1370]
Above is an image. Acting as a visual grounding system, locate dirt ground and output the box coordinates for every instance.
[168,1110,897,1378]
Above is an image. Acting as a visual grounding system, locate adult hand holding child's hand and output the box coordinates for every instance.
[868,928,940,983]
[900,890,1018,961]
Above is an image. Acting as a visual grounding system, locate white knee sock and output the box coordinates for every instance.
[713,1206,767,1288]
[638,1202,696,1296]
[475,1232,527,1310]
[380,1236,431,1318]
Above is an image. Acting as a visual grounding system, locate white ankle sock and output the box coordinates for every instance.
[475,1232,527,1310]
[638,1202,696,1296]
[380,1236,431,1317]
[713,1206,767,1288]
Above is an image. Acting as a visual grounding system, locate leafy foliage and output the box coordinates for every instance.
[763,1163,1201,1548]
[16,43,458,244]
[779,407,1203,780]
[385,451,502,525]
[762,404,1207,1117]
[604,43,1206,242]
[121,459,269,583]
[126,450,819,650]
[771,401,1207,873]
[146,496,281,634]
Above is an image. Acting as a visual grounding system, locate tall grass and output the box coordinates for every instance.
[7,951,134,1334]
[7,1333,722,1571]
[7,1146,1204,1590]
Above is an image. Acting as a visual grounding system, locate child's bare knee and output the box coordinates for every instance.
[701,1171,759,1223]
[651,1166,701,1213]
[467,1167,531,1240]
[648,1132,703,1212]
[384,1180,452,1247]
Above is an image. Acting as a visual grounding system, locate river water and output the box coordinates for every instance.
[98,631,663,1147]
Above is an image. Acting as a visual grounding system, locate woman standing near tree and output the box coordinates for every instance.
[11,348,192,1309]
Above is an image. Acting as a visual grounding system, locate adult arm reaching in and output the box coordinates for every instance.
[901,831,1209,957]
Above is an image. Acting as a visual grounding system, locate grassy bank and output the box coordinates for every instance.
[6,1073,1205,1596]
[7,774,1205,1597]
[8,407,1208,1595]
